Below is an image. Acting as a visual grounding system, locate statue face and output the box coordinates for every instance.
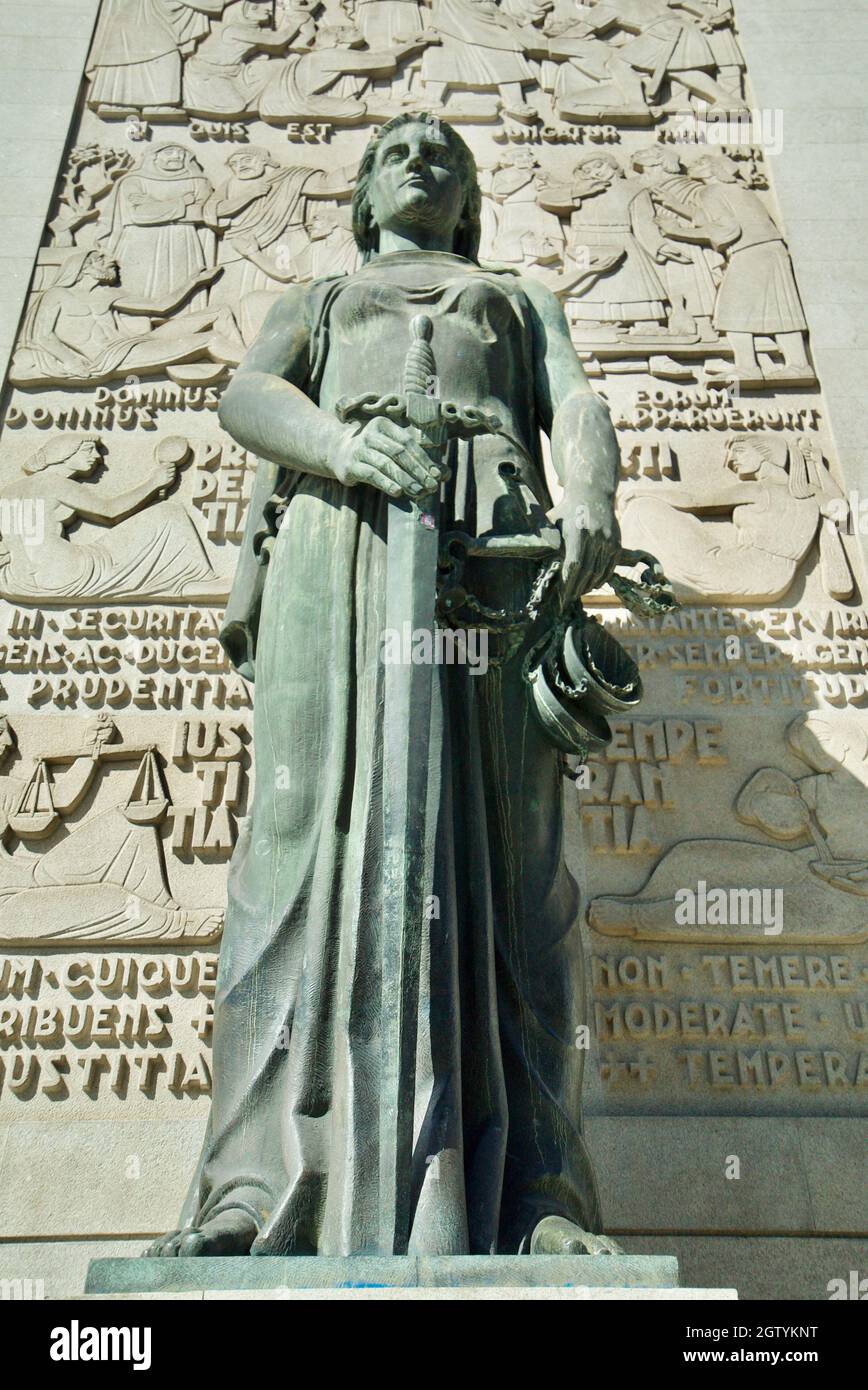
[88,253,120,285]
[230,152,269,180]
[694,155,736,184]
[580,157,617,184]
[367,121,464,246]
[154,146,188,173]
[69,440,101,475]
[632,149,669,177]
[727,439,761,478]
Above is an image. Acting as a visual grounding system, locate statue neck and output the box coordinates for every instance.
[375,228,457,255]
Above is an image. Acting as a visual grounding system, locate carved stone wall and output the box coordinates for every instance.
[0,0,865,1298]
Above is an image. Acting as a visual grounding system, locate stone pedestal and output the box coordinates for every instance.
[84,1253,737,1299]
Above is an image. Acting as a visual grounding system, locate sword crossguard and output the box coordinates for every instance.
[334,392,502,442]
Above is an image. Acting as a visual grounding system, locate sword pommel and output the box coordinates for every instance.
[404,314,437,397]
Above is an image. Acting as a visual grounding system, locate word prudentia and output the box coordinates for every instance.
[24,674,251,710]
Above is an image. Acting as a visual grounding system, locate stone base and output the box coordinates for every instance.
[85,1253,699,1299]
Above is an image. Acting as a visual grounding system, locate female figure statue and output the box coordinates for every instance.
[151,114,623,1259]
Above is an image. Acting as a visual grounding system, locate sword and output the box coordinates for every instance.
[379,314,446,1256]
[334,318,502,1255]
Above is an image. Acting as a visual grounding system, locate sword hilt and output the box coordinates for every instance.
[403,314,436,398]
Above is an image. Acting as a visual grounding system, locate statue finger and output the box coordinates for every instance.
[370,439,438,490]
[359,450,430,498]
[353,455,404,498]
[377,433,434,478]
[374,416,418,445]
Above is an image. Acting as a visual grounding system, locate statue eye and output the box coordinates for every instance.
[424,144,452,168]
[383,145,407,164]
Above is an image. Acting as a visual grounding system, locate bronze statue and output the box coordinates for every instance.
[149,114,652,1260]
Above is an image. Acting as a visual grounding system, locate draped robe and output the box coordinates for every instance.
[181,251,601,1254]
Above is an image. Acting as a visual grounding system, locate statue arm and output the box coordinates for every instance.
[300,166,356,199]
[51,474,165,524]
[626,479,756,510]
[523,276,621,597]
[524,277,618,506]
[113,265,220,314]
[217,285,347,477]
[125,186,191,225]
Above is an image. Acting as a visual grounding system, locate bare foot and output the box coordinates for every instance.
[530,1215,625,1256]
[145,1207,258,1257]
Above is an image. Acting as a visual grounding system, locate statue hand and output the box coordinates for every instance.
[809,859,868,893]
[153,461,177,490]
[657,241,691,264]
[550,495,621,603]
[332,417,446,500]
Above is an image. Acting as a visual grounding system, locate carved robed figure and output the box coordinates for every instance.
[150,115,625,1259]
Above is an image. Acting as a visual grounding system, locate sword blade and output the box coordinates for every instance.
[379,385,446,1256]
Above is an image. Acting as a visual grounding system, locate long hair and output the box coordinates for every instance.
[22,435,100,474]
[351,114,482,263]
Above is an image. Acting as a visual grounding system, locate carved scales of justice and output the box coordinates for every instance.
[8,744,169,839]
[335,315,676,1255]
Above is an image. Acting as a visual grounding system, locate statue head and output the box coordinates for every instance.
[352,114,482,262]
[725,434,788,482]
[631,146,682,178]
[574,152,622,185]
[692,153,739,184]
[241,0,272,23]
[53,249,120,288]
[228,146,278,180]
[84,250,121,286]
[788,712,868,783]
[22,436,103,478]
[146,144,203,177]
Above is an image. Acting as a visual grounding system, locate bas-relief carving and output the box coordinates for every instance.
[183,0,319,116]
[0,0,864,1210]
[542,0,746,125]
[204,148,356,348]
[82,0,750,130]
[10,247,225,388]
[618,435,854,604]
[588,712,868,945]
[49,146,135,250]
[86,0,232,116]
[0,714,229,945]
[0,436,228,603]
[14,141,359,386]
